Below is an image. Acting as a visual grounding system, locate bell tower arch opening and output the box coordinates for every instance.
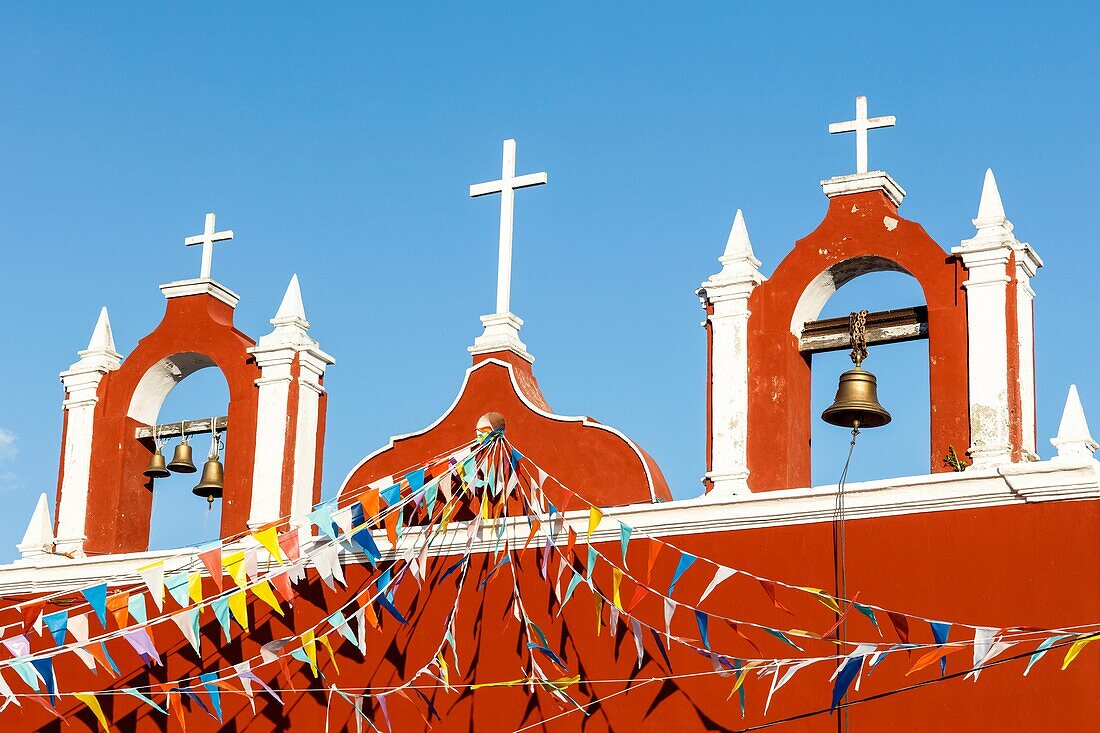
[807,268,931,484]
[138,359,231,550]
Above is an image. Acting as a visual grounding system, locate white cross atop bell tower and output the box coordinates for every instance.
[468,139,547,362]
[184,212,234,280]
[828,95,895,175]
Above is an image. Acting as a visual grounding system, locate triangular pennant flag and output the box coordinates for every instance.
[252,580,284,617]
[107,591,130,629]
[30,658,55,704]
[0,670,20,709]
[21,600,45,636]
[171,609,202,655]
[1,635,29,658]
[929,621,951,676]
[696,611,710,649]
[854,603,881,634]
[137,560,166,611]
[121,687,168,715]
[211,596,233,642]
[228,590,249,631]
[222,551,248,590]
[11,660,41,691]
[887,611,911,645]
[278,529,302,562]
[668,553,697,597]
[188,572,204,605]
[271,571,296,606]
[82,584,108,629]
[42,610,68,647]
[406,468,426,491]
[764,660,815,715]
[301,629,319,677]
[165,573,190,609]
[831,655,865,711]
[329,611,358,648]
[611,568,624,610]
[380,484,402,508]
[122,627,161,666]
[699,567,736,605]
[127,593,148,625]
[74,692,109,732]
[89,642,120,677]
[619,524,633,568]
[758,579,790,614]
[200,672,223,722]
[587,507,603,540]
[663,598,676,638]
[198,545,224,593]
[1024,634,1073,676]
[969,627,998,680]
[1062,633,1098,670]
[67,615,98,672]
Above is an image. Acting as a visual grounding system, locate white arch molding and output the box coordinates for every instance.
[789,255,923,337]
[127,352,219,425]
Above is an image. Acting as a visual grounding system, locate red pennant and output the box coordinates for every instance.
[646,540,661,583]
[821,592,861,640]
[522,519,542,551]
[277,531,301,562]
[21,600,46,634]
[271,572,296,606]
[559,489,574,513]
[565,527,578,559]
[87,643,119,678]
[28,695,63,719]
[167,686,187,732]
[626,585,648,614]
[887,611,911,646]
[197,547,224,593]
[730,622,761,653]
[758,579,792,615]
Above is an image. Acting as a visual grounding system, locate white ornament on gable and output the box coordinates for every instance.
[16,493,55,560]
[1051,385,1098,460]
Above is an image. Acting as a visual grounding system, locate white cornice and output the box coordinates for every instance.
[820,171,906,207]
[159,278,241,309]
[2,457,1096,596]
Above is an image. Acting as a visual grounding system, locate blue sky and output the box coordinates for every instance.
[0,4,1096,554]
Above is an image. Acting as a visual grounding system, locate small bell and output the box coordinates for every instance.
[821,309,891,430]
[192,458,224,506]
[168,437,197,474]
[193,426,224,506]
[821,365,891,429]
[143,448,170,479]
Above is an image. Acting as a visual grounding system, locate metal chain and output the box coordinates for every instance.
[848,309,869,366]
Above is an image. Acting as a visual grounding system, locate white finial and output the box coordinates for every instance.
[722,209,755,261]
[1051,385,1098,460]
[976,168,1007,222]
[274,274,307,324]
[828,95,896,175]
[17,493,54,559]
[470,139,548,316]
[86,306,115,353]
[184,212,234,280]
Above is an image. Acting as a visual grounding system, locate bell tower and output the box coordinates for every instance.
[700,97,1042,494]
[52,214,334,555]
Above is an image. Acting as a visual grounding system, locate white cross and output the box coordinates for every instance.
[183,212,234,280]
[470,139,547,315]
[828,96,895,174]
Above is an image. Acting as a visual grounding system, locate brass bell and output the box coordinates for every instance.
[167,438,197,473]
[143,449,170,479]
[821,365,891,429]
[192,457,224,506]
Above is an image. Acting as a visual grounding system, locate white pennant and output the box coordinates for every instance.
[171,610,201,654]
[0,670,19,710]
[765,659,816,715]
[663,598,676,639]
[966,639,1014,682]
[137,561,165,611]
[334,507,354,536]
[698,567,736,605]
[234,661,256,713]
[67,614,98,672]
[354,608,368,657]
[631,619,645,669]
[244,547,260,581]
[968,627,998,679]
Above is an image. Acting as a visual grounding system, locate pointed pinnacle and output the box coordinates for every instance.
[86,306,116,353]
[275,274,307,322]
[19,493,53,550]
[722,209,755,261]
[1052,384,1098,459]
[976,168,1006,221]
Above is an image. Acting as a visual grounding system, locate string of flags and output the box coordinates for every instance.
[0,430,1096,730]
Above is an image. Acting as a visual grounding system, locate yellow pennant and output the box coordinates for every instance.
[540,675,581,692]
[318,634,340,674]
[803,587,842,615]
[251,580,284,617]
[228,590,249,631]
[587,507,603,540]
[222,551,248,590]
[252,527,284,565]
[1063,634,1098,670]
[595,596,604,637]
[301,629,318,677]
[612,568,623,610]
[74,693,108,732]
[437,653,450,689]
[187,572,204,605]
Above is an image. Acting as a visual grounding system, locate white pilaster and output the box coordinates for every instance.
[1014,240,1043,460]
[247,276,334,529]
[1050,385,1097,461]
[16,493,55,560]
[55,308,123,556]
[952,170,1016,468]
[698,210,766,496]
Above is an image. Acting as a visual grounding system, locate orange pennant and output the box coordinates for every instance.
[106,592,130,629]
